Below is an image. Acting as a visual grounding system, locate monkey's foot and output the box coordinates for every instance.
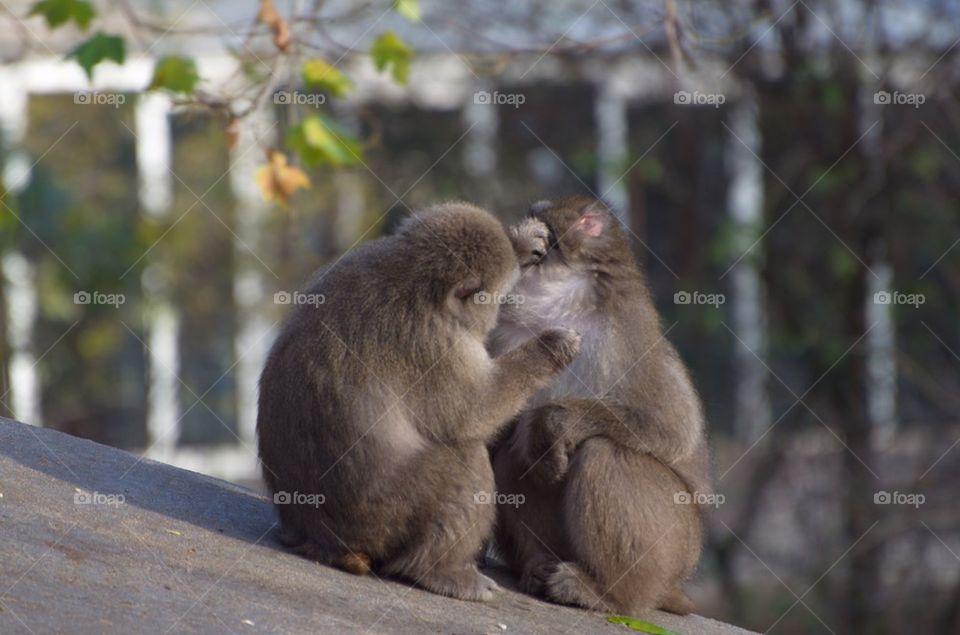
[660,587,697,615]
[417,566,500,602]
[519,557,559,595]
[544,562,612,612]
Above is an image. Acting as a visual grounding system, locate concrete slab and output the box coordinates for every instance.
[0,418,755,634]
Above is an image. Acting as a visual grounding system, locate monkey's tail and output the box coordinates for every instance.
[659,587,697,615]
[294,539,372,575]
[332,551,373,576]
[282,528,372,576]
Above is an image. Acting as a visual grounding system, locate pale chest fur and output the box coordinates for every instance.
[490,269,622,406]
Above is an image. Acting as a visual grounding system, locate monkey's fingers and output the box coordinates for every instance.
[536,328,582,370]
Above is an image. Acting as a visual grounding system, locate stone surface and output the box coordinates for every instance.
[0,418,755,634]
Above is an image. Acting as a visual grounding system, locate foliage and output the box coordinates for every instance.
[27,0,417,207]
[301,59,353,97]
[148,56,200,95]
[255,151,310,207]
[28,0,93,30]
[371,31,414,85]
[286,114,364,168]
[67,32,125,80]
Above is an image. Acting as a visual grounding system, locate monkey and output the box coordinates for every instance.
[488,196,712,616]
[256,201,582,602]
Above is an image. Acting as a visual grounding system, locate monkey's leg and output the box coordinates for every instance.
[546,438,702,615]
[521,398,698,482]
[380,444,501,602]
[492,438,571,596]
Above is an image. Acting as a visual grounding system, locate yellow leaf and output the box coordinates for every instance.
[302,59,352,97]
[255,150,310,206]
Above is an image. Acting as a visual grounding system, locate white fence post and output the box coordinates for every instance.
[0,67,42,426]
[595,80,630,226]
[135,91,180,455]
[727,96,772,443]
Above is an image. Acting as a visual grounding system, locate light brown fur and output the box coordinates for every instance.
[257,202,581,601]
[489,196,712,615]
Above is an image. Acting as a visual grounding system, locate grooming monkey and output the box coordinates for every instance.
[489,196,712,615]
[257,202,581,601]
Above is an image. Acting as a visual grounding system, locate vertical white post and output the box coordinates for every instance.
[229,109,275,449]
[727,97,771,443]
[860,86,897,449]
[462,86,499,204]
[595,80,630,226]
[0,67,42,426]
[2,253,40,425]
[865,261,896,448]
[136,92,180,455]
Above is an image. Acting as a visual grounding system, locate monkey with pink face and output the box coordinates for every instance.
[489,196,713,615]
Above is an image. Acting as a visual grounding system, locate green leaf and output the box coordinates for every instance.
[68,32,125,80]
[28,0,94,30]
[301,59,353,98]
[607,616,681,635]
[287,114,363,167]
[393,0,421,22]
[371,30,413,85]
[148,56,200,94]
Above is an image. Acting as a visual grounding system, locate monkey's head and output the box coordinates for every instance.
[511,196,633,274]
[397,202,519,334]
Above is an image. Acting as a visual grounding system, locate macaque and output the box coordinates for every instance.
[489,196,712,615]
[257,202,581,601]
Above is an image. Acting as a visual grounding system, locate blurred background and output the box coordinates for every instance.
[1,0,959,632]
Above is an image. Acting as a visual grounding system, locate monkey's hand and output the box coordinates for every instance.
[518,404,577,484]
[534,327,582,372]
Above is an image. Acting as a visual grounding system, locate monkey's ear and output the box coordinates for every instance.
[575,211,605,238]
[452,276,483,302]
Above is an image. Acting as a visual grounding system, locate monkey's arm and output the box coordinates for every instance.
[517,398,697,482]
[473,329,582,440]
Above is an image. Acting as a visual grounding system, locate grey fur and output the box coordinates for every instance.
[257,201,581,602]
[489,196,712,615]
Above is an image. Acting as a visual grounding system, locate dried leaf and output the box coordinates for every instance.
[255,150,310,206]
[258,0,290,53]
